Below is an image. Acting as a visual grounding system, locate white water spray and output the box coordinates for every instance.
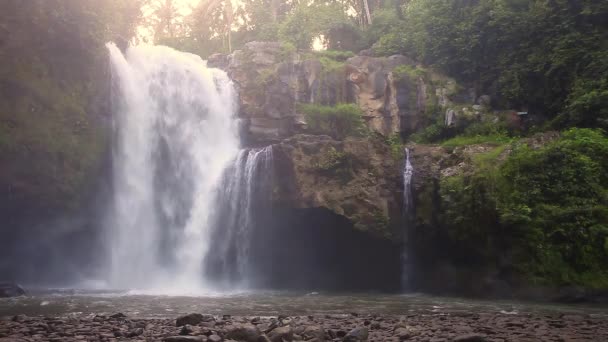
[402,148,414,289]
[105,43,239,291]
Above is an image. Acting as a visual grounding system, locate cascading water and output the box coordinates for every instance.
[205,146,275,287]
[401,148,414,289]
[105,43,239,291]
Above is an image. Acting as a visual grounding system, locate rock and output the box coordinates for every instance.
[180,325,194,335]
[177,313,205,327]
[208,334,222,342]
[273,135,402,239]
[453,334,486,342]
[109,312,126,319]
[225,324,261,342]
[257,335,271,342]
[127,327,144,337]
[208,53,229,70]
[163,337,206,342]
[344,327,369,341]
[302,325,325,340]
[267,325,293,342]
[0,283,25,298]
[394,327,412,340]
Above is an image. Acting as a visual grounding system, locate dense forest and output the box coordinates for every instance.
[1,0,608,293]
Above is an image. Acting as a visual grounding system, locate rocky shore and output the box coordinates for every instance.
[1,310,606,342]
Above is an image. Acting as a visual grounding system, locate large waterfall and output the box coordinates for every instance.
[105,44,240,292]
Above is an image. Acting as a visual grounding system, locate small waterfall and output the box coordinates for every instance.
[105,43,239,291]
[206,146,275,287]
[401,148,414,289]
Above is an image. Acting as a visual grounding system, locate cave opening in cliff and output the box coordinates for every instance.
[247,207,402,291]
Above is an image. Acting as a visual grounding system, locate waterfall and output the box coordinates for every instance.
[401,148,414,289]
[105,43,239,291]
[403,148,414,213]
[205,146,275,287]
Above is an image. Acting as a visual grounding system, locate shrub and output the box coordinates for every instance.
[299,103,366,139]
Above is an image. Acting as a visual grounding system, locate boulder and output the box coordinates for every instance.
[344,327,369,341]
[267,325,293,342]
[273,134,403,239]
[302,325,325,340]
[225,324,261,342]
[163,337,206,342]
[225,42,467,143]
[176,313,205,327]
[0,283,25,298]
[453,334,487,342]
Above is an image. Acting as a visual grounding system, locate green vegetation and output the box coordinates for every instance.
[299,103,367,140]
[392,65,426,83]
[441,134,512,148]
[373,0,608,128]
[313,147,350,172]
[386,133,404,160]
[312,50,355,62]
[434,129,608,288]
[0,0,141,216]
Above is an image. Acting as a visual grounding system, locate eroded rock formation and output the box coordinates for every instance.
[211,41,468,143]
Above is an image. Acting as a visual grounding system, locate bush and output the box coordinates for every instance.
[312,50,355,62]
[299,103,366,139]
[437,128,608,288]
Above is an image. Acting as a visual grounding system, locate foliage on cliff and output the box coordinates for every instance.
[298,103,366,140]
[0,0,142,218]
[433,129,608,288]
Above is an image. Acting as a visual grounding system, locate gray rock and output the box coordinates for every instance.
[267,325,293,342]
[163,337,206,342]
[344,327,368,341]
[453,334,486,342]
[225,324,261,342]
[208,334,222,342]
[0,283,25,298]
[302,325,325,340]
[208,53,229,70]
[180,325,194,335]
[257,335,271,342]
[127,327,144,337]
[177,314,205,327]
[394,327,412,340]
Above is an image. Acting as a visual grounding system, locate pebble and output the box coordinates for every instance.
[0,311,605,342]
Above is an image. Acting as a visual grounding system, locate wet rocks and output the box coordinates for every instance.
[453,334,487,342]
[0,283,25,298]
[177,313,206,327]
[267,325,293,342]
[225,323,261,342]
[0,310,606,342]
[164,336,206,342]
[344,327,369,341]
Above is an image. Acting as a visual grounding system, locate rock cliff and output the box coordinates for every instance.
[210,41,468,144]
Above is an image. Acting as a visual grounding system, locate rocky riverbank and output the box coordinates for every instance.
[1,310,606,342]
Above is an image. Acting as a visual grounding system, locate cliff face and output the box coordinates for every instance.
[209,41,480,242]
[214,43,608,295]
[210,41,466,145]
[272,134,403,240]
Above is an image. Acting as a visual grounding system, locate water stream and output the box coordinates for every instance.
[106,44,239,292]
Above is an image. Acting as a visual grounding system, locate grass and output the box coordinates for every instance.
[441,133,513,148]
